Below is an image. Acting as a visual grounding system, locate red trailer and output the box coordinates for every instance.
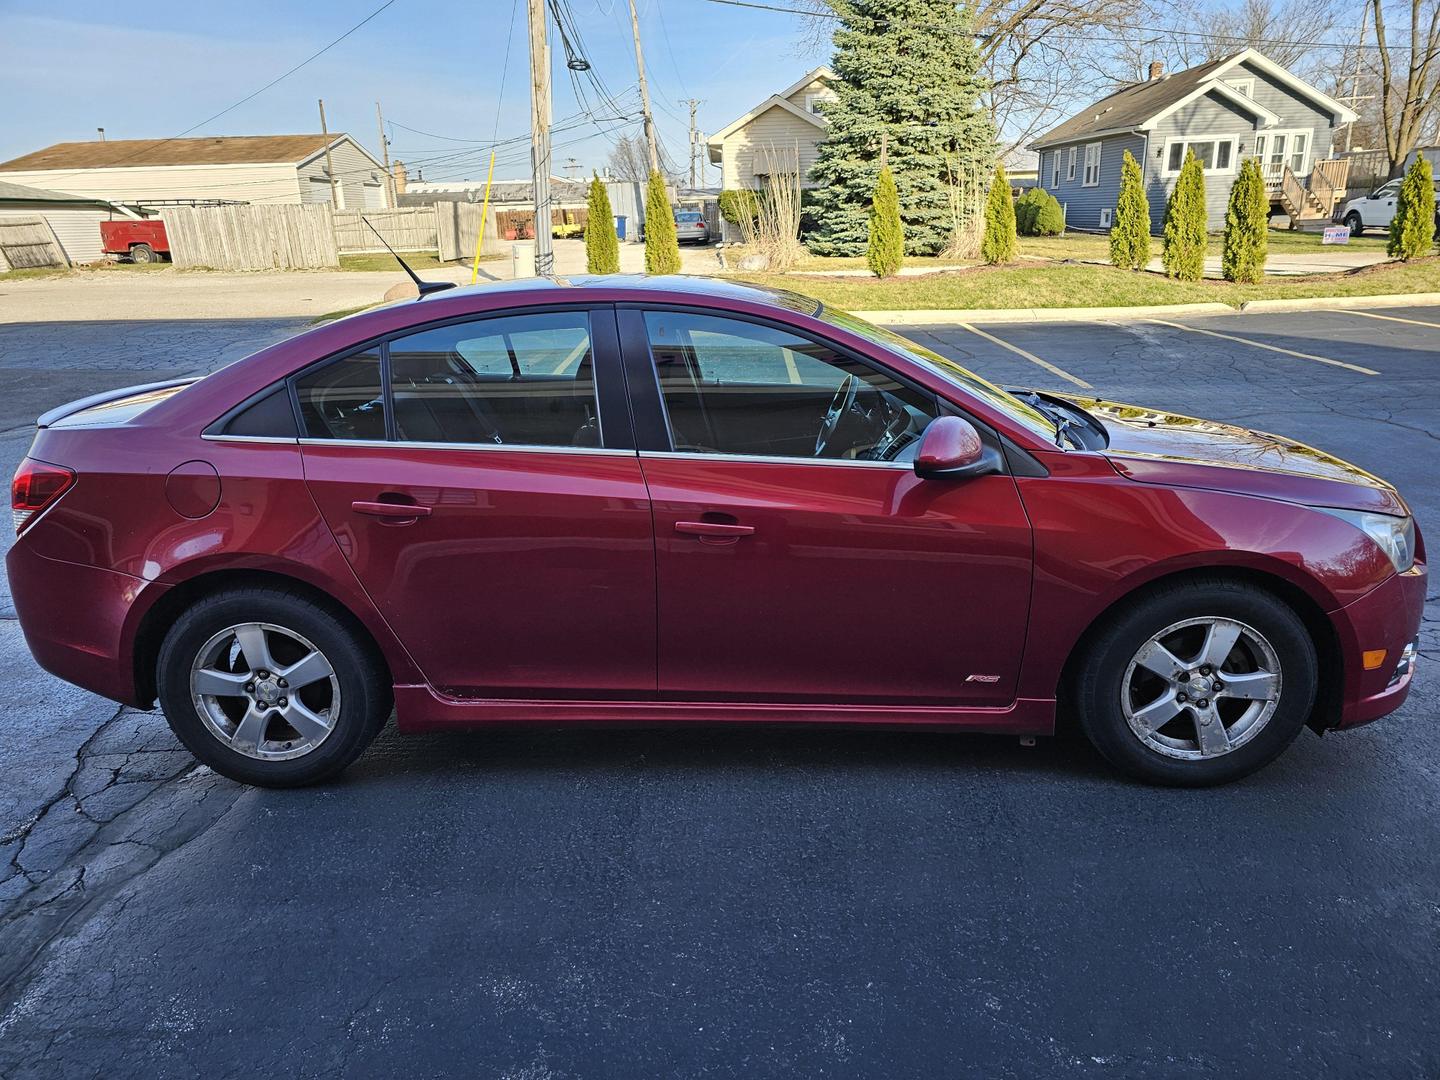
[99,220,170,263]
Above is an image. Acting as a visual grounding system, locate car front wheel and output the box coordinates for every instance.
[157,587,390,787]
[1344,211,1363,236]
[1073,578,1317,786]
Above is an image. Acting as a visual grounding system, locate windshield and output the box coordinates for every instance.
[676,212,703,222]
[818,307,1058,441]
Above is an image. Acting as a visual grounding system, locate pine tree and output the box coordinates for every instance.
[1162,149,1207,281]
[1221,158,1268,283]
[866,165,904,277]
[584,174,619,274]
[1109,149,1151,271]
[1388,154,1437,260]
[1031,190,1065,235]
[980,163,1016,264]
[807,0,995,257]
[643,171,681,275]
[1014,187,1042,235]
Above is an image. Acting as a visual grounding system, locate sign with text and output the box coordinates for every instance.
[1322,226,1351,245]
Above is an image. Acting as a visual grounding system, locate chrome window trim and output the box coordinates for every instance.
[201,434,300,445]
[640,449,912,470]
[295,437,636,457]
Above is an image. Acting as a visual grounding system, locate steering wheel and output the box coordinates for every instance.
[815,375,859,457]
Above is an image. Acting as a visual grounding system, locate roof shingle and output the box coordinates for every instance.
[0,134,345,171]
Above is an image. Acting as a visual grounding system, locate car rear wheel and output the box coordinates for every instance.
[157,587,390,787]
[1073,578,1317,786]
[130,243,155,263]
[1344,211,1363,236]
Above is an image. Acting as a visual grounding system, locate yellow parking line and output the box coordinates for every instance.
[1333,308,1440,330]
[957,323,1093,389]
[1146,319,1379,376]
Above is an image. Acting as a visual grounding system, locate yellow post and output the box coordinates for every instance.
[470,151,498,284]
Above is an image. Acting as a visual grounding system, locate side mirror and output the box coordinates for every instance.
[914,415,999,479]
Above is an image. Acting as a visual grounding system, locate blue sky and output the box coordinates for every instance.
[0,0,817,182]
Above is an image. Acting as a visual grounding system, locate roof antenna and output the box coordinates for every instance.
[359,215,456,297]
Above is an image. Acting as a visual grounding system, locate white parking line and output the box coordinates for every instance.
[957,323,1094,389]
[1333,309,1440,330]
[1146,319,1379,376]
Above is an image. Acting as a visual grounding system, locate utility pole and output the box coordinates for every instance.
[679,98,702,188]
[375,100,396,206]
[564,157,581,179]
[318,99,341,209]
[626,0,660,175]
[527,0,554,275]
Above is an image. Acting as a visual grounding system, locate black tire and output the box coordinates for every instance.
[1344,212,1363,236]
[157,586,390,787]
[130,243,155,263]
[1073,577,1317,787]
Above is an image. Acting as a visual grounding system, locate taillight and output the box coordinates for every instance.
[12,458,75,534]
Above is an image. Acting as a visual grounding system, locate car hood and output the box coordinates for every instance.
[1068,396,1408,516]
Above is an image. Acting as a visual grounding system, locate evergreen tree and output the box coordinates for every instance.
[1388,154,1437,260]
[1221,158,1268,283]
[1014,187,1043,235]
[1162,149,1207,281]
[1109,149,1151,270]
[866,165,904,277]
[584,174,619,274]
[807,0,995,257]
[980,163,1016,264]
[1030,190,1065,235]
[644,172,681,275]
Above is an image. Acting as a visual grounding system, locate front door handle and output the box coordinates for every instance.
[675,520,755,539]
[352,499,431,519]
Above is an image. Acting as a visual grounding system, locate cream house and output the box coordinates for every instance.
[0,134,392,210]
[707,68,837,202]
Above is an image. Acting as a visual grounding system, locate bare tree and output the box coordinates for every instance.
[606,134,652,181]
[1369,0,1440,172]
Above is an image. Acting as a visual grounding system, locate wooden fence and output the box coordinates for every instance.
[0,216,67,271]
[163,205,338,270]
[436,202,505,263]
[334,207,437,253]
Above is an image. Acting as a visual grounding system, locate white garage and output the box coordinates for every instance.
[0,180,137,268]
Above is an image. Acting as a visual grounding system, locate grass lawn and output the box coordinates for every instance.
[1019,229,1390,263]
[734,256,1440,311]
[0,260,173,282]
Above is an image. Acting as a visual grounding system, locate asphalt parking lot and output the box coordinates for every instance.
[0,307,1436,1078]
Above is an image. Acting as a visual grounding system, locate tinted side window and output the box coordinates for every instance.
[388,312,600,447]
[295,351,385,440]
[222,387,297,437]
[642,311,936,461]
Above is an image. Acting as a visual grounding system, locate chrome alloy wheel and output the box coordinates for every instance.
[190,622,341,761]
[1121,617,1282,760]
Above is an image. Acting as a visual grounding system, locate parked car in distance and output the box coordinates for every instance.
[1340,177,1440,235]
[674,210,709,244]
[7,277,1425,788]
[99,219,170,263]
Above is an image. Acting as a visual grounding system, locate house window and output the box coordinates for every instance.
[1082,142,1102,186]
[1224,77,1255,98]
[1066,145,1077,182]
[1163,138,1238,175]
[1250,130,1311,177]
[803,92,835,115]
[1051,151,1061,187]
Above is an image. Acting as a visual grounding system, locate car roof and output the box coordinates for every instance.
[402,274,816,314]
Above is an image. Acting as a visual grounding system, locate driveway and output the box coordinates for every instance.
[0,308,1436,1078]
[1139,247,1389,277]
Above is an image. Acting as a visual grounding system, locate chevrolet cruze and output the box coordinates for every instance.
[6,277,1425,787]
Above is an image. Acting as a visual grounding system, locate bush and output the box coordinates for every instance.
[1222,158,1268,283]
[644,171,681,275]
[866,166,904,277]
[718,189,761,227]
[980,163,1017,264]
[584,175,619,273]
[1109,149,1151,270]
[1014,188,1043,234]
[1388,155,1437,260]
[1162,148,1206,281]
[1031,190,1065,235]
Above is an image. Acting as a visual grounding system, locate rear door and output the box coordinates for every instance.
[297,305,657,699]
[618,306,1034,707]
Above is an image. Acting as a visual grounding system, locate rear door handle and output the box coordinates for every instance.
[674,520,755,538]
[352,499,431,519]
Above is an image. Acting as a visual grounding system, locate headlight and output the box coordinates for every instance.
[1314,507,1416,573]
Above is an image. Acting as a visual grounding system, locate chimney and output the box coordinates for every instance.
[1148,61,1165,80]
[392,161,407,194]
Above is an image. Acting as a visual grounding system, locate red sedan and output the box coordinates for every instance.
[7,278,1425,787]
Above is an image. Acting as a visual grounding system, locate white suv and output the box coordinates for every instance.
[1340,178,1440,235]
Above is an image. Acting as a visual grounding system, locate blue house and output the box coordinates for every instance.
[1027,49,1359,232]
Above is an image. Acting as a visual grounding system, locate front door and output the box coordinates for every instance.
[298,306,657,699]
[619,307,1033,707]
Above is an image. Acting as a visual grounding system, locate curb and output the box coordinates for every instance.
[855,292,1440,325]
